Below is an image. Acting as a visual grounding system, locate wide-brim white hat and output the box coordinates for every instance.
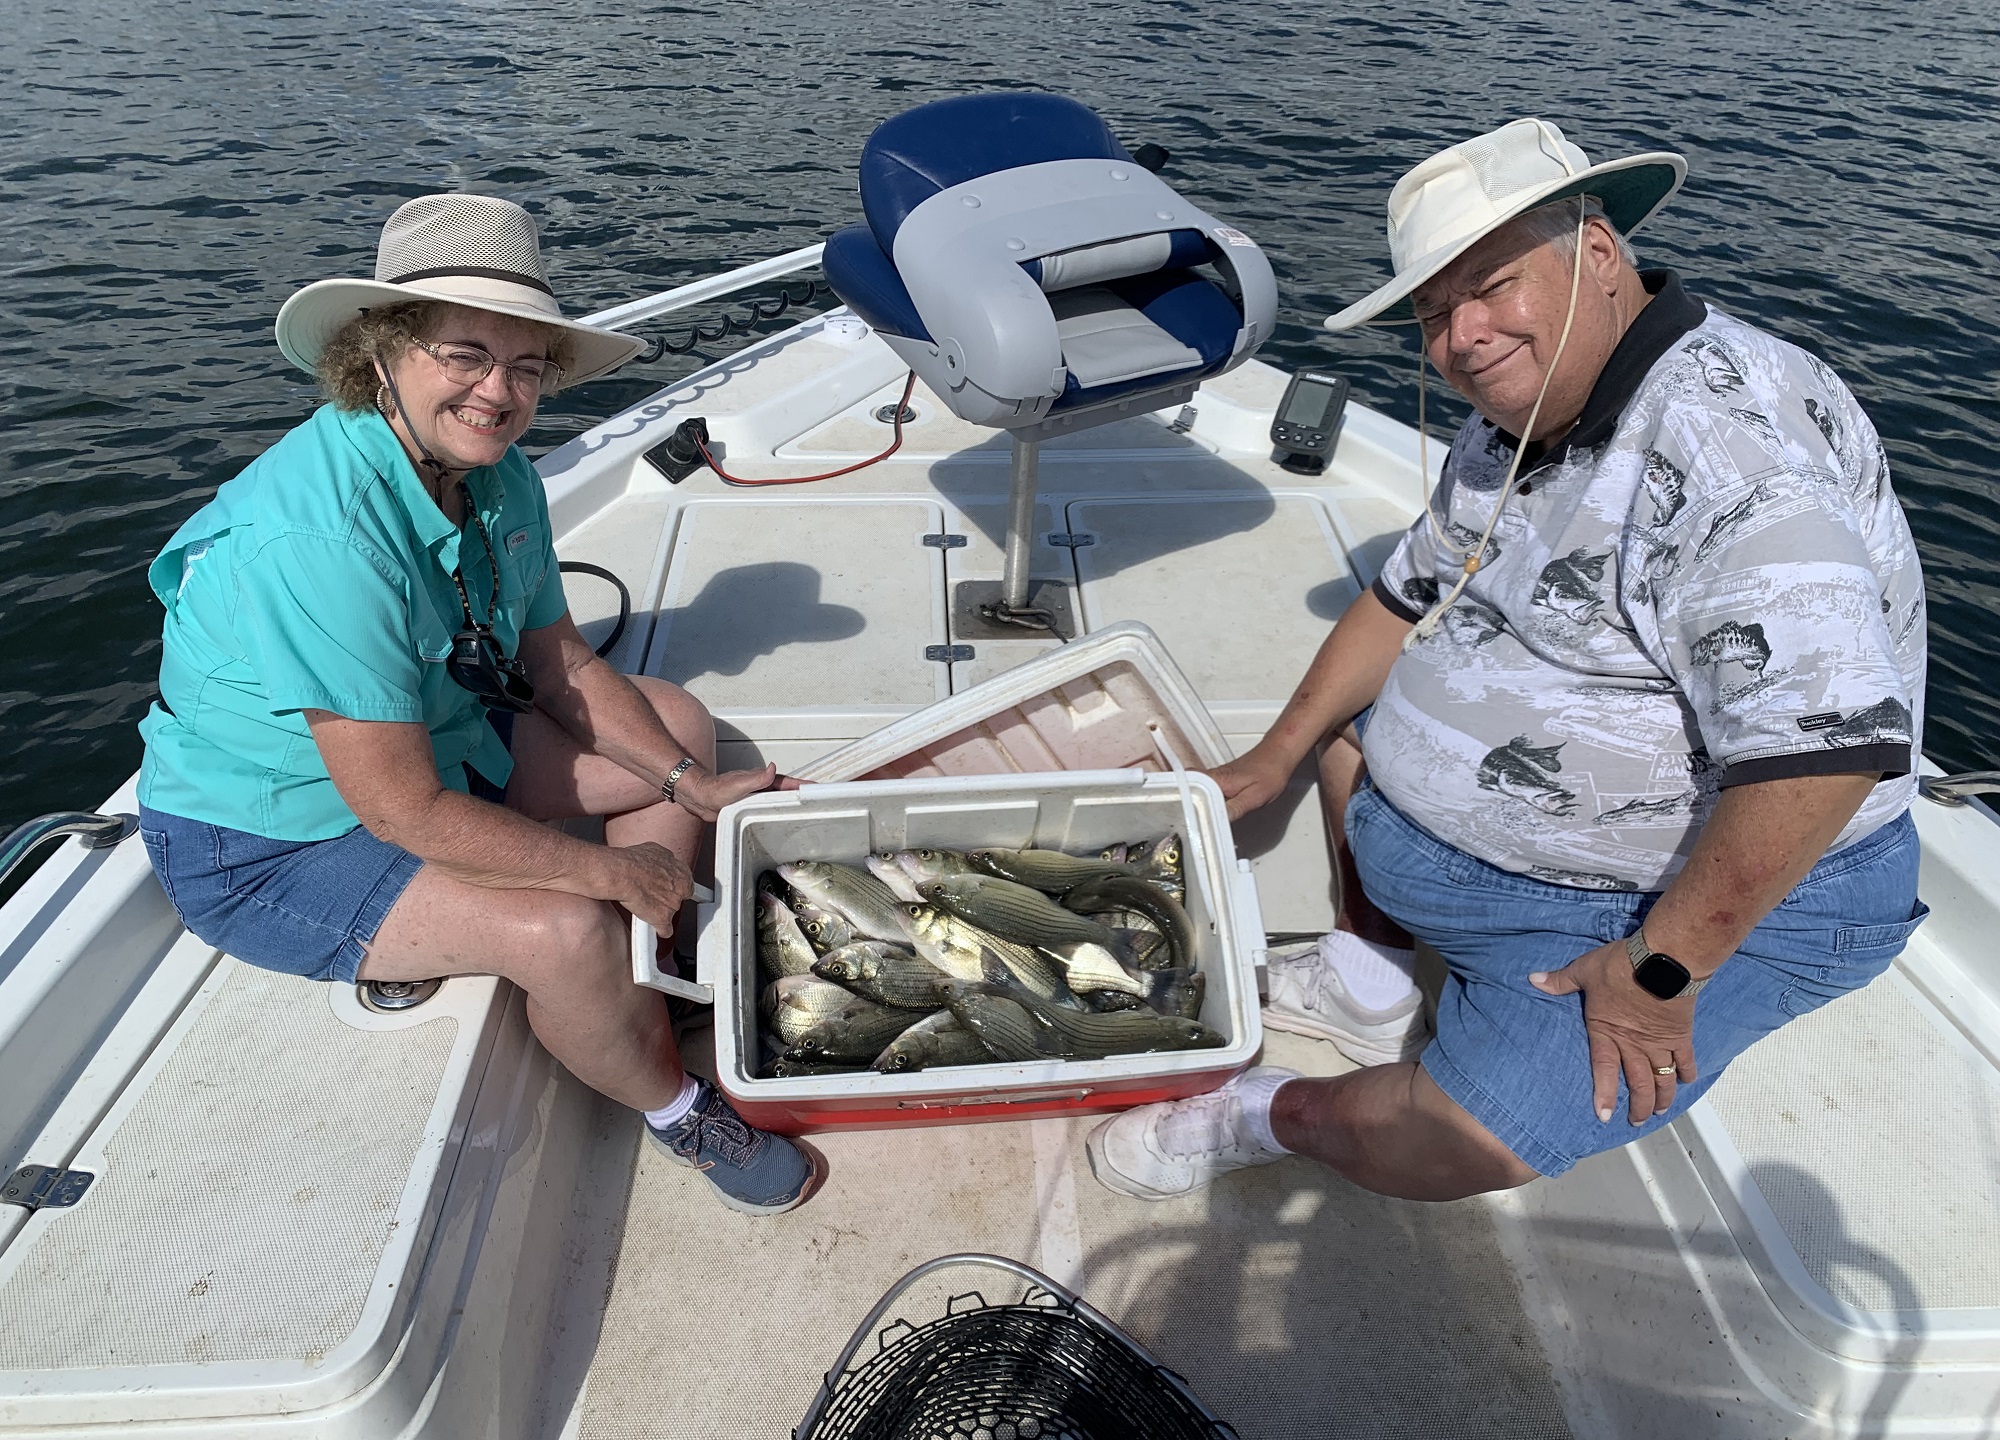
[274,193,645,387]
[1324,118,1686,332]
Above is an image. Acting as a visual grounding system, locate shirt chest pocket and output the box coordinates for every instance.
[493,522,547,604]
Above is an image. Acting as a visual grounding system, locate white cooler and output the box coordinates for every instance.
[693,768,1263,1133]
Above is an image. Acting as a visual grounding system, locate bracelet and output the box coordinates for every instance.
[661,757,697,805]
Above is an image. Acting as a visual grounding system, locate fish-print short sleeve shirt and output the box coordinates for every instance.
[1364,271,1925,892]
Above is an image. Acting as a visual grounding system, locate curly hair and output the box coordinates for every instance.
[315,300,577,411]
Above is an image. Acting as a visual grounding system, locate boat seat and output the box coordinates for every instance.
[823,93,1276,433]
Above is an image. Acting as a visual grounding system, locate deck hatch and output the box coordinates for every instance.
[646,498,951,720]
[1065,491,1360,711]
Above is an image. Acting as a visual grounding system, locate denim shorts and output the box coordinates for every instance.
[1345,784,1929,1177]
[138,805,422,985]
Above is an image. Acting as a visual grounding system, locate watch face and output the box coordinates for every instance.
[1633,952,1693,1000]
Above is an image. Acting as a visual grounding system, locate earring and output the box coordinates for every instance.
[376,382,393,415]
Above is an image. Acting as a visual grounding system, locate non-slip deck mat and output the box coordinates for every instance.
[0,963,456,1371]
[1706,973,2000,1314]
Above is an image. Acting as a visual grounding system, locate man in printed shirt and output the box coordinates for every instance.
[1087,118,1929,1203]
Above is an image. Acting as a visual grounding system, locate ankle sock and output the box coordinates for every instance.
[642,1074,703,1130]
[1235,1070,1295,1156]
[1319,930,1418,1012]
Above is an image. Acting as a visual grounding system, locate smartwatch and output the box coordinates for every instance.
[1625,927,1709,1000]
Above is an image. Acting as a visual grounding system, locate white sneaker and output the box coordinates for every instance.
[1262,935,1430,1066]
[1086,1066,1299,1201]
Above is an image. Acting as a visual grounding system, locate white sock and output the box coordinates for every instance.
[1318,930,1418,1012]
[642,1074,702,1130]
[1235,1070,1294,1156]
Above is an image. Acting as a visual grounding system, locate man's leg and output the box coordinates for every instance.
[1318,724,1413,946]
[1268,1062,1537,1200]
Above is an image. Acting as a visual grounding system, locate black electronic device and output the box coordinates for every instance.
[1270,369,1350,474]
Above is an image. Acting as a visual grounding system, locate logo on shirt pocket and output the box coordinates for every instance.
[505,526,533,555]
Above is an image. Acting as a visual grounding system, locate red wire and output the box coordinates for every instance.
[697,371,920,487]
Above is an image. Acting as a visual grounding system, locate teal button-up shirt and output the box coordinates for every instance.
[138,404,568,840]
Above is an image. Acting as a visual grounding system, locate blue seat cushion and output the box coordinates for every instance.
[822,224,931,342]
[1054,268,1243,412]
[859,93,1131,254]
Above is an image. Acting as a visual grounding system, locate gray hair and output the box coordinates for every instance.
[1510,196,1639,268]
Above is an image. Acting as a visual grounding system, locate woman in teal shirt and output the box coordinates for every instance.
[138,194,818,1215]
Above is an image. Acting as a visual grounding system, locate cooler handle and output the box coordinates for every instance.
[630,882,716,1005]
[897,1088,1094,1109]
[1231,858,1268,976]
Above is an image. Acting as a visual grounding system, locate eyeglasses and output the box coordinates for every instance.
[414,339,563,395]
[444,479,537,714]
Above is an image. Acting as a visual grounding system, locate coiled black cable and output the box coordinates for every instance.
[635,279,831,362]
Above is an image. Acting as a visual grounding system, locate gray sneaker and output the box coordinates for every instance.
[646,1078,821,1215]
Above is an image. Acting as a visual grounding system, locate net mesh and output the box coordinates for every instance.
[798,1284,1235,1440]
[374,193,549,285]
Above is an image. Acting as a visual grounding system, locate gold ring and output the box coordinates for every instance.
[1653,1065,1677,1076]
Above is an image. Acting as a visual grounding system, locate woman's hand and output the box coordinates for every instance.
[670,761,782,822]
[610,840,696,935]
[1207,747,1295,821]
[1530,940,1699,1124]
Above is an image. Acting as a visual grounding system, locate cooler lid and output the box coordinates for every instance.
[792,620,1229,782]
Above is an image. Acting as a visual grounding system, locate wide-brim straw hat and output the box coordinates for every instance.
[274,193,644,387]
[1324,118,1686,332]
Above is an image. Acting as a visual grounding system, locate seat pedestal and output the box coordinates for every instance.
[951,436,1077,641]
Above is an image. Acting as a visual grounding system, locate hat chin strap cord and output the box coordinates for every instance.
[374,358,458,498]
[1406,181,1590,649]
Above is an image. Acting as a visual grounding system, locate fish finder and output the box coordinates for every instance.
[1270,368,1350,474]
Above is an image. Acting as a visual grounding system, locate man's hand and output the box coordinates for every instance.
[611,840,696,934]
[1208,748,1295,822]
[1530,940,1698,1124]
[669,762,781,822]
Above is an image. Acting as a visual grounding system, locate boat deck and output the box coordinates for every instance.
[566,1030,1575,1440]
[4,309,1998,1439]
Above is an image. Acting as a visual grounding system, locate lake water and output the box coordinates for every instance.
[4,0,1997,828]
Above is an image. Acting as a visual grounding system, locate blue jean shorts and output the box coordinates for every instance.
[138,805,422,985]
[1345,784,1928,1176]
[136,715,516,984]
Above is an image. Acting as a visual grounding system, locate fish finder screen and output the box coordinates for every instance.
[1281,380,1334,427]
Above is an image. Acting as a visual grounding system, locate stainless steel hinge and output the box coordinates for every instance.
[1168,405,1198,434]
[924,644,975,663]
[922,533,967,549]
[1047,533,1095,548]
[2,1165,95,1213]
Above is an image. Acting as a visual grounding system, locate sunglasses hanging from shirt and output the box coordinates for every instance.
[446,477,536,714]
[373,356,536,714]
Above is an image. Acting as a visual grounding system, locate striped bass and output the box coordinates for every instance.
[918,873,1117,950]
[870,1010,991,1073]
[812,941,955,1009]
[777,860,908,944]
[756,891,819,981]
[895,903,1077,1007]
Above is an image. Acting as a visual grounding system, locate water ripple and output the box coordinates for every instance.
[2,0,1998,824]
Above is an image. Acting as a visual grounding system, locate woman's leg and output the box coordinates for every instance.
[361,875,679,1110]
[502,675,715,858]
[360,677,720,1111]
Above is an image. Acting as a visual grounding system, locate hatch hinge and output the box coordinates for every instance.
[922,532,967,549]
[2,1165,96,1213]
[1167,405,1197,434]
[1047,532,1095,549]
[924,644,975,663]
